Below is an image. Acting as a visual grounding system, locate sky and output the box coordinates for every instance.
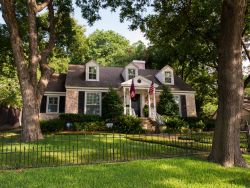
[0,6,148,45]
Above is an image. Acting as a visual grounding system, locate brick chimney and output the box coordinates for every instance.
[132,60,146,69]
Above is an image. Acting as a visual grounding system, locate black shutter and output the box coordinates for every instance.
[40,96,47,113]
[59,96,65,113]
[78,91,85,114]
[181,95,187,117]
[101,92,107,116]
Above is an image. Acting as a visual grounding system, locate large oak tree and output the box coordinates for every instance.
[208,0,248,167]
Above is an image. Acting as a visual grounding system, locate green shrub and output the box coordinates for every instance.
[59,114,102,122]
[102,88,123,120]
[112,115,143,134]
[143,105,149,117]
[163,116,189,133]
[71,121,107,132]
[157,86,179,116]
[40,119,65,133]
[182,117,205,131]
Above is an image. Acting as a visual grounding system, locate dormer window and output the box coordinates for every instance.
[85,60,99,81]
[128,69,136,79]
[89,66,97,80]
[165,71,172,84]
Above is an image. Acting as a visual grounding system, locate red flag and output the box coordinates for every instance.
[130,79,136,98]
[149,81,154,95]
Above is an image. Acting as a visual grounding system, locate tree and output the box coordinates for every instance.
[0,0,110,141]
[208,0,248,167]
[87,30,130,66]
[102,88,123,120]
[157,86,179,116]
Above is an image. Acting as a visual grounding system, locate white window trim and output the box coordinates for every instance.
[128,68,136,80]
[173,95,182,116]
[126,68,138,80]
[86,66,99,81]
[164,70,174,85]
[46,96,60,114]
[84,92,102,116]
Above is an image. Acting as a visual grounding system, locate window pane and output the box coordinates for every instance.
[128,69,136,79]
[86,93,101,115]
[89,67,97,79]
[48,97,58,113]
[87,93,100,105]
[86,105,100,115]
[165,71,172,83]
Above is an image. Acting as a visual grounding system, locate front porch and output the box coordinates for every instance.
[121,76,158,120]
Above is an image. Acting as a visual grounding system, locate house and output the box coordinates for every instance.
[39,60,197,120]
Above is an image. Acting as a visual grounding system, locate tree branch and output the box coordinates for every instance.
[28,0,39,87]
[0,0,29,79]
[37,1,55,102]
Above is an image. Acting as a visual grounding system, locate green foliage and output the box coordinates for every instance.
[102,88,123,120]
[40,119,65,133]
[59,114,102,122]
[143,105,149,117]
[112,115,143,134]
[86,30,131,66]
[202,102,217,118]
[157,86,179,116]
[181,117,205,131]
[0,63,22,108]
[71,121,106,132]
[163,116,189,133]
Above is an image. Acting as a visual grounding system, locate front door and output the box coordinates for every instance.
[131,94,141,117]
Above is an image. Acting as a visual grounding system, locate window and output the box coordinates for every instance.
[89,66,97,80]
[173,95,181,116]
[86,93,101,115]
[165,71,172,83]
[47,96,59,113]
[128,69,136,79]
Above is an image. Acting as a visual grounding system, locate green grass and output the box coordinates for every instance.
[0,156,249,188]
[0,133,187,169]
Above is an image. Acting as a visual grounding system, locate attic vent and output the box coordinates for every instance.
[137,79,141,83]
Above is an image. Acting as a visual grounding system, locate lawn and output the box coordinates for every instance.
[0,156,249,188]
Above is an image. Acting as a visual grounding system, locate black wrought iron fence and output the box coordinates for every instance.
[0,131,247,170]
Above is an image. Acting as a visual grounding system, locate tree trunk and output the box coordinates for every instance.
[208,0,248,167]
[21,83,43,141]
[1,1,55,141]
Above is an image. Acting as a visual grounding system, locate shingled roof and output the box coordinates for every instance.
[45,73,66,92]
[63,64,194,91]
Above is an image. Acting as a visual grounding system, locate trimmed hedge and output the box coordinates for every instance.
[71,121,107,132]
[40,119,65,133]
[163,116,189,133]
[112,115,143,134]
[59,114,102,122]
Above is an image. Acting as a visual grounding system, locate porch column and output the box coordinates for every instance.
[123,87,126,115]
[153,88,156,120]
[129,93,132,115]
[148,88,151,118]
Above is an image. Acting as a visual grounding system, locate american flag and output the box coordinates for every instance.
[149,81,154,95]
[130,79,136,98]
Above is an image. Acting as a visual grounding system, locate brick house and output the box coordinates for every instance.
[39,60,197,120]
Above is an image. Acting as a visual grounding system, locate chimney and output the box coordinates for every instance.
[132,60,146,69]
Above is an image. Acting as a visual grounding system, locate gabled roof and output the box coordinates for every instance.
[121,75,159,88]
[63,64,194,91]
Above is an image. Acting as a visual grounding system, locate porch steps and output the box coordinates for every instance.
[140,117,158,133]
